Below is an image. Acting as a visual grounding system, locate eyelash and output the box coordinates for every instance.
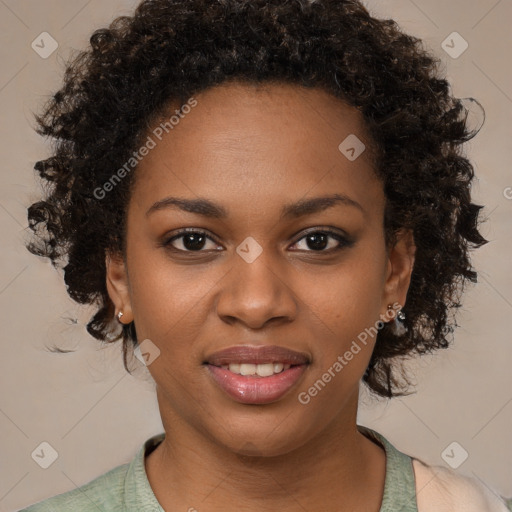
[162,227,354,254]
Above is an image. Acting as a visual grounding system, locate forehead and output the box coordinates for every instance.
[131,81,383,220]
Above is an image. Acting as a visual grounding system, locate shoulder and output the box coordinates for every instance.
[412,458,512,512]
[18,462,130,511]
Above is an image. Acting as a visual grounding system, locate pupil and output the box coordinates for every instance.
[184,233,205,251]
[307,233,328,250]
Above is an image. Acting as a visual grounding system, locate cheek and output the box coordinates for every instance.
[128,239,225,364]
[125,243,213,349]
[296,244,387,382]
[303,248,386,333]
[131,286,212,360]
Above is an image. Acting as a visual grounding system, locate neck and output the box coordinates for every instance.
[145,388,386,512]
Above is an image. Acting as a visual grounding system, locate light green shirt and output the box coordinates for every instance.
[19,426,511,511]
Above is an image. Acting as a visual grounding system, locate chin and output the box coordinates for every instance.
[203,409,316,459]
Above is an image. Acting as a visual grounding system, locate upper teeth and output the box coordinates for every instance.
[221,363,292,376]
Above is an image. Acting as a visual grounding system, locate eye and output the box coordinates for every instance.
[163,229,222,252]
[162,227,354,254]
[290,228,353,253]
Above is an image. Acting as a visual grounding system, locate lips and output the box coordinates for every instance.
[205,345,310,366]
[204,345,310,405]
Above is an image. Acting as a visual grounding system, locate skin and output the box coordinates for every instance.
[106,81,416,511]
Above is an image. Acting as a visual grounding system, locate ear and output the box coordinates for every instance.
[105,251,133,324]
[381,229,416,315]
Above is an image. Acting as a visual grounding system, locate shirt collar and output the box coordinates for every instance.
[358,425,418,512]
[124,426,418,512]
[123,432,165,511]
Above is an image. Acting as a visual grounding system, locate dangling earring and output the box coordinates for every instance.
[117,311,124,323]
[388,304,407,336]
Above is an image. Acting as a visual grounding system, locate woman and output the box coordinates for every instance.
[20,0,511,510]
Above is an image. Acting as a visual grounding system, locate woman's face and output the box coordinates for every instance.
[107,81,414,456]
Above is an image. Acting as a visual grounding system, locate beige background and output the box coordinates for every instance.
[1,0,511,510]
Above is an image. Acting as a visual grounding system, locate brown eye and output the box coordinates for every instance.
[164,229,222,252]
[290,229,354,253]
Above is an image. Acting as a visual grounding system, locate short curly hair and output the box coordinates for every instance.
[27,0,487,398]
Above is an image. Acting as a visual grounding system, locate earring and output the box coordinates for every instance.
[388,304,407,336]
[117,311,124,323]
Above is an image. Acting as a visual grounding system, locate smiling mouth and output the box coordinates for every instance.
[203,344,310,404]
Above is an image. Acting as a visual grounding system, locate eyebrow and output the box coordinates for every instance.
[145,193,365,219]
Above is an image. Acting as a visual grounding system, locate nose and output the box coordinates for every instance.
[215,249,298,330]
